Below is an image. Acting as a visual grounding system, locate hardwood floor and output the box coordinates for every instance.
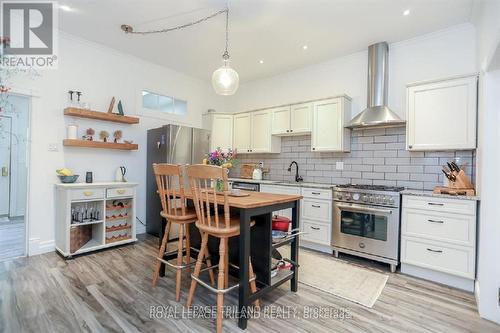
[0,218,25,261]
[1,234,498,333]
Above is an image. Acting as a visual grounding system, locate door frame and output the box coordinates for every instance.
[0,115,13,217]
[3,86,36,258]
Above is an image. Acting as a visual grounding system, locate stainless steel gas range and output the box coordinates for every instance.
[332,184,403,272]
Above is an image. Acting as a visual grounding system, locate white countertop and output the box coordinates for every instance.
[55,182,139,188]
[229,178,335,189]
[401,189,479,201]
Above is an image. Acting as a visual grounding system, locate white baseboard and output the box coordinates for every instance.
[29,238,55,256]
[300,240,332,254]
[401,263,475,292]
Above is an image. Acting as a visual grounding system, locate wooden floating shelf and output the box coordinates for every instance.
[63,139,138,151]
[64,107,140,124]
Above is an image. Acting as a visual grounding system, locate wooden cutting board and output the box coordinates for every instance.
[240,164,257,179]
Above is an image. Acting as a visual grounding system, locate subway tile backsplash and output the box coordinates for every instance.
[231,127,475,191]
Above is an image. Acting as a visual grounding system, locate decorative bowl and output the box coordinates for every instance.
[58,175,79,183]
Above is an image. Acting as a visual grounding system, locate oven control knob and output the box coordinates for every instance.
[388,197,395,205]
[361,195,368,202]
[345,193,352,200]
[382,196,389,204]
[352,193,360,201]
[369,196,375,203]
[359,242,366,249]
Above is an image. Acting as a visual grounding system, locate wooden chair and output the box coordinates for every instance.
[151,163,215,302]
[186,164,259,333]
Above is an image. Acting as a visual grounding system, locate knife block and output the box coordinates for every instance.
[434,170,475,196]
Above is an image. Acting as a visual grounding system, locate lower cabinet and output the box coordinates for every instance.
[401,194,477,291]
[260,184,333,252]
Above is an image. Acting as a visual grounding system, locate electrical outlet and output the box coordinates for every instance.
[48,144,58,152]
[259,161,264,168]
[336,161,344,170]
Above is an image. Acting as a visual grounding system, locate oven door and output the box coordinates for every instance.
[332,202,399,260]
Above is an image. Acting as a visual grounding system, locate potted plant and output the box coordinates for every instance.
[113,130,122,143]
[203,148,238,192]
[99,130,110,142]
[85,128,95,141]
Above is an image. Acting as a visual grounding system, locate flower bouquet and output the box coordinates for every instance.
[202,148,238,192]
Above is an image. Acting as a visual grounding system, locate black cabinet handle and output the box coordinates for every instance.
[290,129,293,132]
[426,248,443,253]
[311,192,321,195]
[286,130,289,132]
[311,205,321,208]
[428,202,444,206]
[310,226,320,230]
[428,219,444,223]
[312,147,316,150]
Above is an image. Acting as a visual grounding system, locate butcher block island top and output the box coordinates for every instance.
[183,190,303,208]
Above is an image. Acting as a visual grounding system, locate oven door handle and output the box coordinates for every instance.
[335,203,393,215]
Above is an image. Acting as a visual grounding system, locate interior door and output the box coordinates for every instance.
[233,113,252,153]
[0,116,12,216]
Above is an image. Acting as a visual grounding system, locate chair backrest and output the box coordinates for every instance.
[153,163,188,220]
[186,164,230,229]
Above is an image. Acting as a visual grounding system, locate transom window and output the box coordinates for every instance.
[142,90,187,116]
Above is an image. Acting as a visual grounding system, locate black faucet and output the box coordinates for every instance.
[287,161,303,182]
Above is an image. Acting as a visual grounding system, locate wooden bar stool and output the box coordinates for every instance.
[186,164,259,333]
[151,163,215,302]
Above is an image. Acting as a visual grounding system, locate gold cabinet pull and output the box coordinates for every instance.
[83,191,93,196]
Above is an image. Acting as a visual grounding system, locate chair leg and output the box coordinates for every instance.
[185,224,191,274]
[175,223,184,302]
[152,220,171,287]
[205,247,216,286]
[224,245,229,289]
[216,237,228,333]
[187,232,209,307]
[249,260,260,308]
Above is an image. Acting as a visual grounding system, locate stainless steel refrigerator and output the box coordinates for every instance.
[146,124,211,236]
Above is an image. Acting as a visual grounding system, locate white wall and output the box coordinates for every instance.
[224,23,477,118]
[472,0,500,325]
[11,33,223,255]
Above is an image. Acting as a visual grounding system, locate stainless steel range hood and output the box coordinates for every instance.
[346,42,405,129]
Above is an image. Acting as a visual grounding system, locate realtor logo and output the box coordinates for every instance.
[1,1,58,68]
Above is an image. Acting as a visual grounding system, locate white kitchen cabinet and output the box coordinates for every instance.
[401,194,478,291]
[259,184,300,219]
[203,113,233,151]
[311,97,351,152]
[271,103,312,135]
[291,103,313,134]
[271,106,291,135]
[252,110,273,153]
[406,74,478,151]
[233,112,252,153]
[55,182,138,258]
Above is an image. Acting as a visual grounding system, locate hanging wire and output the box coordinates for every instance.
[121,8,228,36]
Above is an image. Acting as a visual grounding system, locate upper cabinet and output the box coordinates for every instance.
[291,103,313,134]
[311,97,351,152]
[406,74,478,151]
[271,103,312,135]
[203,113,233,151]
[252,110,281,153]
[233,112,252,153]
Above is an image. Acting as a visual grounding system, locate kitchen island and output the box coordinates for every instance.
[159,191,302,330]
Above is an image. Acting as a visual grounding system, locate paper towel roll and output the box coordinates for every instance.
[67,125,78,139]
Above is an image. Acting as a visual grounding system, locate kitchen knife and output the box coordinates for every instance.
[451,161,461,172]
[442,169,456,182]
[447,162,455,172]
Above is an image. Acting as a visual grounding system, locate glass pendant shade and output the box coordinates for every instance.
[212,62,239,95]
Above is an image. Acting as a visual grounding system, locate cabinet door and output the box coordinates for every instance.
[271,106,291,135]
[251,110,272,152]
[407,75,477,151]
[233,113,252,153]
[311,98,343,151]
[210,114,233,151]
[291,103,312,134]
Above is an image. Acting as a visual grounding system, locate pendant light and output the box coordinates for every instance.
[211,8,239,95]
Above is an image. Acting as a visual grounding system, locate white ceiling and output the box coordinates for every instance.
[59,0,474,82]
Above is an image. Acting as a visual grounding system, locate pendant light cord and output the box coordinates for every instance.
[223,7,230,60]
[121,8,229,37]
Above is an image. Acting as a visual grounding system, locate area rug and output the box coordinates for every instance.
[279,247,388,308]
